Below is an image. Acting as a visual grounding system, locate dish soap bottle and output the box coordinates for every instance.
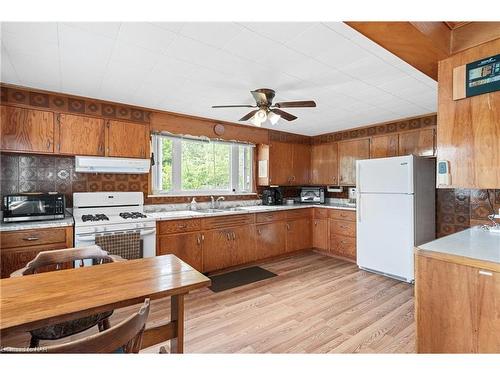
[190,198,198,211]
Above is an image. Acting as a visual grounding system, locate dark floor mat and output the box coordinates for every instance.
[209,266,278,292]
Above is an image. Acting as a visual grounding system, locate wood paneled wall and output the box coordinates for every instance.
[437,38,500,189]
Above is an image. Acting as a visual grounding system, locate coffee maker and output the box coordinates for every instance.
[261,187,283,205]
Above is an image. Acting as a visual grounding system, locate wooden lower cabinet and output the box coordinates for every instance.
[312,218,328,251]
[286,218,312,253]
[415,253,500,353]
[255,222,287,259]
[202,225,256,273]
[1,226,74,278]
[157,232,203,271]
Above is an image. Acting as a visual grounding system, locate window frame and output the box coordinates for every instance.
[151,134,254,196]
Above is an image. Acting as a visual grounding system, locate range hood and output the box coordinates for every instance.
[75,156,150,174]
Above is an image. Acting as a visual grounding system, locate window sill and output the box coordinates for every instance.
[147,192,258,198]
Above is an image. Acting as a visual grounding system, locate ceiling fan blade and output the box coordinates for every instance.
[271,108,297,122]
[212,104,256,108]
[274,100,316,108]
[239,109,259,121]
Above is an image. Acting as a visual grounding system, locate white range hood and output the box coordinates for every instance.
[75,156,150,174]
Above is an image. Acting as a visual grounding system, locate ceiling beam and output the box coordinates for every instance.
[451,22,500,53]
[345,22,450,80]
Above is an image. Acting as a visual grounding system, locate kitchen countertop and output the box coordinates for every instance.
[416,226,500,269]
[149,203,356,221]
[0,215,74,232]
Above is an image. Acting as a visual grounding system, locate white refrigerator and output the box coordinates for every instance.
[356,155,435,282]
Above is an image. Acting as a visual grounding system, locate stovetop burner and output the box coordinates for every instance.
[82,214,110,222]
[119,211,147,219]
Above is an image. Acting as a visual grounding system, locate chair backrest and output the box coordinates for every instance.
[1,299,150,353]
[10,245,125,277]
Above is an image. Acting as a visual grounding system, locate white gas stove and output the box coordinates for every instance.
[73,192,156,257]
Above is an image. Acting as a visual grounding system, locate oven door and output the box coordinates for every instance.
[74,227,156,259]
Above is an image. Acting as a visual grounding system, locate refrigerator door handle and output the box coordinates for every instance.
[357,194,361,223]
[356,163,361,192]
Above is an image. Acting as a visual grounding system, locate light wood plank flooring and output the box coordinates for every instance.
[2,252,416,353]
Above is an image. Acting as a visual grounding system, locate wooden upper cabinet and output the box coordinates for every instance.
[107,120,149,158]
[269,141,293,185]
[311,142,338,185]
[58,114,105,156]
[338,139,370,186]
[399,128,435,157]
[370,134,399,159]
[292,142,311,185]
[1,105,55,153]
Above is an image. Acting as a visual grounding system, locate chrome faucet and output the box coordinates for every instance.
[216,196,225,209]
[210,196,215,209]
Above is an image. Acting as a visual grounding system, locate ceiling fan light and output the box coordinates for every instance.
[268,111,281,125]
[250,115,262,127]
[255,109,267,121]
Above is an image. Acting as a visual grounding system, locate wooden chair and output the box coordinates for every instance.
[10,245,126,348]
[1,299,150,353]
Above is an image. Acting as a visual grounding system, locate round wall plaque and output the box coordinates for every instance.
[214,124,225,136]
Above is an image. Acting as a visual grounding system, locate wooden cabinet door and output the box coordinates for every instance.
[269,141,293,185]
[338,139,370,186]
[370,134,399,159]
[256,222,287,259]
[1,106,54,153]
[202,228,234,272]
[157,232,203,271]
[231,225,256,265]
[311,143,338,185]
[292,142,311,185]
[312,218,328,251]
[398,129,435,157]
[286,218,312,252]
[58,114,105,156]
[476,268,500,353]
[107,120,148,158]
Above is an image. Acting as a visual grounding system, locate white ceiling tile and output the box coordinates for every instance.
[8,50,60,91]
[222,28,280,63]
[62,22,121,39]
[1,29,59,57]
[179,22,243,48]
[321,22,362,40]
[285,24,346,58]
[152,22,186,34]
[59,23,114,61]
[1,22,58,44]
[240,22,316,44]
[117,23,177,53]
[0,47,20,84]
[109,41,162,71]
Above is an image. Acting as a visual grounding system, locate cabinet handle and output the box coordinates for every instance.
[196,235,201,245]
[23,236,39,241]
[226,232,230,241]
[201,234,205,241]
[257,229,262,235]
[314,221,318,226]
[46,140,51,150]
[286,223,290,230]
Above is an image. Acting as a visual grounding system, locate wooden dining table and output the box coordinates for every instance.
[0,254,211,353]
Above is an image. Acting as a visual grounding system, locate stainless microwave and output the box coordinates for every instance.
[300,187,325,204]
[2,193,66,222]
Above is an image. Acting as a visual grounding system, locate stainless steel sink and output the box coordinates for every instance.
[196,209,226,213]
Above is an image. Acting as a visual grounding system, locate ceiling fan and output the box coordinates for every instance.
[211,88,316,126]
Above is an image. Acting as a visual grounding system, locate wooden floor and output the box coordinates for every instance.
[2,252,416,353]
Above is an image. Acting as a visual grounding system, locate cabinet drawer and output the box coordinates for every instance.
[203,214,254,230]
[330,219,356,237]
[328,209,356,222]
[314,208,329,219]
[256,211,287,223]
[286,208,312,220]
[1,227,68,249]
[158,219,201,234]
[330,234,356,259]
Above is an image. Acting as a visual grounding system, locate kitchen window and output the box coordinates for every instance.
[151,134,254,195]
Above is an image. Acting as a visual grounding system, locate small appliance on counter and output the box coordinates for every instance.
[261,187,283,206]
[2,193,66,222]
[300,187,325,204]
